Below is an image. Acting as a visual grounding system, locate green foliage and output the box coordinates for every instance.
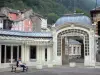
[76,8,90,17]
[0,0,99,24]
[56,0,96,12]
[47,13,59,24]
[22,0,69,24]
[0,1,4,7]
[3,0,29,10]
[23,0,68,16]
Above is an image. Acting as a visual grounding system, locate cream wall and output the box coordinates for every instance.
[53,24,96,66]
[47,46,53,64]
[69,44,81,55]
[21,44,53,67]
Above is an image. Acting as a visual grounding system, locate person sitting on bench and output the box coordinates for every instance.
[17,58,26,72]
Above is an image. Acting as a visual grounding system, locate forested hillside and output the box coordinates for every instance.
[56,0,96,12]
[0,0,99,24]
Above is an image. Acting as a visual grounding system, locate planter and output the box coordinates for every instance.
[69,62,76,67]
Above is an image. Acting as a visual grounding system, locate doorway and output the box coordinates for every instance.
[62,36,84,65]
[98,21,100,35]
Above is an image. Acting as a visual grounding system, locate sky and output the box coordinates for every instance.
[93,0,100,7]
[97,0,100,5]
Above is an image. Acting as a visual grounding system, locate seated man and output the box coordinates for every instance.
[17,58,27,72]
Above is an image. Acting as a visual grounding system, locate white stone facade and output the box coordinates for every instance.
[0,14,98,68]
[0,35,53,68]
[52,23,96,66]
[68,44,81,59]
[0,23,97,68]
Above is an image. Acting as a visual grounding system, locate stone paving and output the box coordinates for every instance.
[0,66,100,75]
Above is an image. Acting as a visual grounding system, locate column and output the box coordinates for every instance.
[47,46,51,62]
[47,46,53,67]
[84,36,90,66]
[71,45,73,55]
[53,31,57,62]
[76,46,78,55]
[24,44,27,62]
[85,30,95,66]
[38,46,42,63]
[41,46,45,65]
[37,46,42,62]
[11,45,13,63]
[80,46,81,55]
[36,45,43,69]
[21,44,25,62]
[17,46,19,61]
[89,35,95,66]
[75,46,77,55]
[36,46,39,62]
[25,45,30,62]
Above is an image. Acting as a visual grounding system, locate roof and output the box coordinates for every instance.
[90,7,100,17]
[92,6,100,11]
[55,13,92,28]
[90,6,100,14]
[0,12,6,17]
[0,30,52,38]
[69,39,81,45]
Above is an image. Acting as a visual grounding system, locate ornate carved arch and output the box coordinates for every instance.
[57,29,89,56]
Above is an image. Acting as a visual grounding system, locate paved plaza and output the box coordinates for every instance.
[0,66,100,75]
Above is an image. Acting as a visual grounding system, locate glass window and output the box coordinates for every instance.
[6,46,11,63]
[1,45,5,63]
[45,48,47,61]
[73,47,76,54]
[30,46,36,59]
[13,46,17,61]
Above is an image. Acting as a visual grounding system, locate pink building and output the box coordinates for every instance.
[0,7,45,32]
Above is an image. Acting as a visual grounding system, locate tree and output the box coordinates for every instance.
[76,8,90,17]
[47,13,59,25]
[0,1,4,7]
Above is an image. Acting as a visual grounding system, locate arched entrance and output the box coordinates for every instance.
[57,29,89,66]
[61,36,84,65]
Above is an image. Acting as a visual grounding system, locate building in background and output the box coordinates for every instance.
[0,11,13,30]
[68,39,81,59]
[0,7,49,32]
[90,6,100,63]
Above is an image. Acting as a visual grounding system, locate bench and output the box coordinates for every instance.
[10,63,28,72]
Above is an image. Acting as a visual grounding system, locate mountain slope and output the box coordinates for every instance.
[23,0,69,16]
[56,0,96,12]
[0,0,99,24]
